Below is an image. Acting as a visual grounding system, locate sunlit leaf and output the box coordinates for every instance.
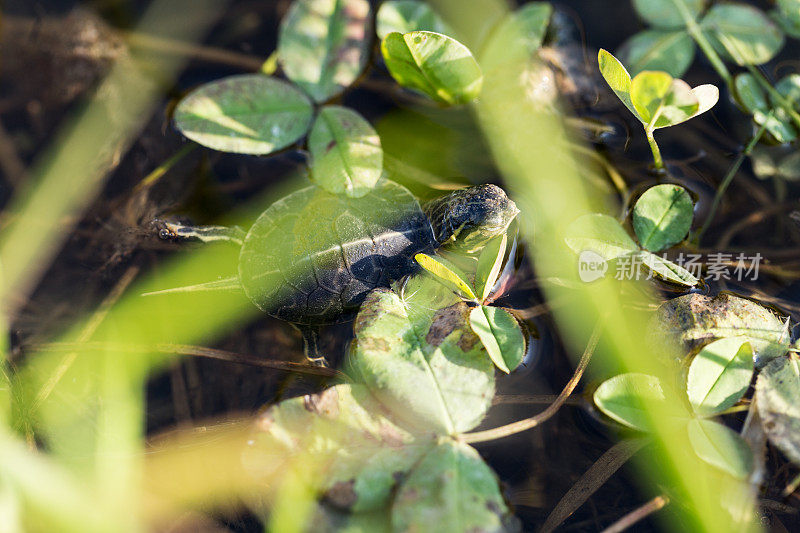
[756,356,800,466]
[701,4,784,66]
[349,289,494,434]
[735,73,797,143]
[565,213,639,261]
[244,384,433,514]
[278,0,372,102]
[618,29,696,77]
[632,0,706,29]
[636,251,699,286]
[382,31,483,105]
[632,184,694,252]
[392,440,509,532]
[649,293,790,368]
[475,233,507,301]
[469,305,525,374]
[308,106,383,198]
[687,337,753,416]
[597,49,639,119]
[687,418,753,479]
[174,75,314,155]
[376,0,450,40]
[415,253,476,300]
[594,373,666,431]
[631,73,701,128]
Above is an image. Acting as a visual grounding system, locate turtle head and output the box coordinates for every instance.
[426,184,519,252]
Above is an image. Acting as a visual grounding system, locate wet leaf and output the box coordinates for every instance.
[381,31,483,105]
[565,213,638,261]
[392,440,509,532]
[688,418,753,479]
[632,184,694,252]
[349,289,495,435]
[701,4,784,66]
[687,337,753,416]
[475,233,507,302]
[376,0,450,40]
[469,306,525,374]
[632,0,705,29]
[278,0,372,102]
[480,2,552,71]
[756,356,800,466]
[174,75,314,155]
[593,373,666,432]
[618,29,696,77]
[244,384,432,512]
[648,293,789,368]
[636,251,699,286]
[598,49,638,119]
[735,73,797,143]
[415,253,477,300]
[308,106,383,198]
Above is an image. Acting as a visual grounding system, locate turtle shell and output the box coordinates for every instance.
[238,179,436,325]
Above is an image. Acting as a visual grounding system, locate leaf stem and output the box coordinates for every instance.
[672,0,732,86]
[745,64,800,130]
[459,322,600,444]
[644,126,664,171]
[692,118,770,245]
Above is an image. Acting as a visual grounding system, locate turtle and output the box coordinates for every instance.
[155,178,519,364]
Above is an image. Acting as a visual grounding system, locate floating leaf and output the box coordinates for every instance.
[469,306,525,374]
[174,75,314,155]
[701,4,784,66]
[349,289,494,435]
[618,29,696,77]
[414,253,476,300]
[480,2,552,70]
[648,293,789,368]
[632,0,706,29]
[392,440,509,532]
[244,384,431,512]
[598,49,638,118]
[376,0,450,40]
[687,337,753,416]
[278,0,372,102]
[381,31,483,105]
[565,213,639,261]
[308,106,383,198]
[636,251,699,286]
[632,184,694,252]
[756,356,800,466]
[594,373,666,431]
[688,418,753,479]
[734,73,797,143]
[475,233,507,301]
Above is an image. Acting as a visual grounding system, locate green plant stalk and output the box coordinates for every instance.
[671,0,732,86]
[645,105,666,170]
[746,65,800,130]
[692,119,770,245]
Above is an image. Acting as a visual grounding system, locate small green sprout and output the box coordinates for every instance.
[598,49,719,171]
[414,233,526,374]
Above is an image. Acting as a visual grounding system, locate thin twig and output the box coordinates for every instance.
[492,394,582,406]
[28,341,341,378]
[601,495,669,533]
[460,323,600,444]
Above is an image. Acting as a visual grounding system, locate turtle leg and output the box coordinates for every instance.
[155,219,246,245]
[297,325,328,367]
